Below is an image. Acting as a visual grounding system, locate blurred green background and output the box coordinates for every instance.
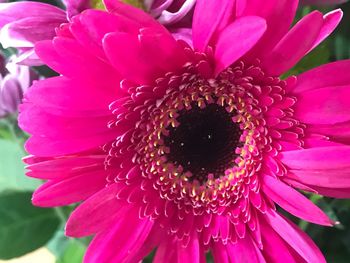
[1,1,350,262]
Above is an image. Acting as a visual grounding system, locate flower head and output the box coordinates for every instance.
[20,0,350,262]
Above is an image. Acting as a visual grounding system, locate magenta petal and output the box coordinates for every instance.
[154,239,178,263]
[287,168,350,189]
[292,60,350,93]
[211,241,229,263]
[226,238,266,263]
[310,186,350,198]
[280,146,350,170]
[35,39,120,83]
[32,170,107,207]
[263,175,333,226]
[294,85,350,124]
[84,208,154,263]
[26,155,105,180]
[261,11,324,76]
[177,232,201,263]
[214,16,266,75]
[66,183,125,237]
[259,220,300,263]
[308,9,343,53]
[243,0,298,60]
[103,31,187,85]
[192,0,234,52]
[265,210,326,263]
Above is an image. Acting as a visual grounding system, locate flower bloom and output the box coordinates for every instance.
[0,0,194,65]
[20,0,350,262]
[0,55,37,117]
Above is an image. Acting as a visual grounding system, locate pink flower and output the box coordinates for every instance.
[20,0,350,262]
[0,0,194,66]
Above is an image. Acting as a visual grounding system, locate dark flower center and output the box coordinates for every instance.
[164,103,242,183]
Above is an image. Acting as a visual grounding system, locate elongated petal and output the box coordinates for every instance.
[308,9,343,52]
[261,11,324,76]
[287,168,350,188]
[265,210,326,263]
[66,183,125,237]
[280,146,350,170]
[294,85,350,124]
[214,16,266,75]
[259,220,300,263]
[84,207,154,263]
[177,232,201,263]
[263,175,333,226]
[292,60,350,93]
[103,31,187,85]
[226,238,266,263]
[242,0,298,60]
[32,170,107,207]
[192,0,235,51]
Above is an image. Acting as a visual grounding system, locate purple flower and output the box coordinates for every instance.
[0,0,195,66]
[146,0,195,26]
[0,2,66,65]
[0,55,37,117]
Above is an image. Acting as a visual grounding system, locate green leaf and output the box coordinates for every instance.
[0,139,39,192]
[56,240,86,263]
[0,191,60,259]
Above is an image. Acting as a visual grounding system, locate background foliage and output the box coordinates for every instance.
[0,1,350,262]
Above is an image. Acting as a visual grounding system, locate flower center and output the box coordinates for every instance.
[164,103,242,183]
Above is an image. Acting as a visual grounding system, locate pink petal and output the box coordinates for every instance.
[66,183,126,237]
[177,232,201,263]
[287,168,350,188]
[280,146,350,170]
[84,207,154,263]
[32,169,107,207]
[35,39,121,84]
[292,60,350,93]
[265,209,326,263]
[294,85,350,125]
[103,31,187,85]
[192,0,235,52]
[226,238,266,263]
[26,154,105,180]
[24,133,117,157]
[211,241,229,263]
[69,9,141,60]
[259,219,300,263]
[23,76,121,114]
[242,0,298,60]
[311,186,350,198]
[308,9,343,52]
[154,239,178,263]
[263,175,333,226]
[261,11,324,76]
[214,16,266,75]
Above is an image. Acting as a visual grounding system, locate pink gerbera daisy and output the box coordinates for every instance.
[19,0,350,262]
